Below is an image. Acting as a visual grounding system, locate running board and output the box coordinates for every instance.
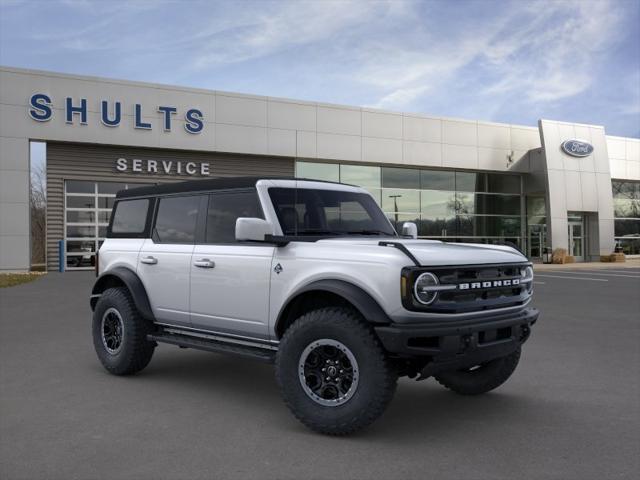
[148,332,276,363]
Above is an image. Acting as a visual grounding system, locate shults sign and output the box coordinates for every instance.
[28,93,204,134]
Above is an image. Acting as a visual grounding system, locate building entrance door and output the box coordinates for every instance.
[567,215,584,261]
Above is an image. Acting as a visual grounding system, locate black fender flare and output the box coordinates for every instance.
[275,279,391,335]
[90,267,155,321]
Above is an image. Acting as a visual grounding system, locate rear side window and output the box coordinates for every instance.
[110,199,150,235]
[154,195,200,244]
[206,190,262,243]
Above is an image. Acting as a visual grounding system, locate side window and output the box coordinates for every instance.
[110,199,149,235]
[154,195,200,244]
[206,190,262,244]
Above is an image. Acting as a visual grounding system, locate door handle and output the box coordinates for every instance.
[194,258,215,269]
[140,256,158,265]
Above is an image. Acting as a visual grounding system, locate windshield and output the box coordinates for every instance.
[268,187,397,237]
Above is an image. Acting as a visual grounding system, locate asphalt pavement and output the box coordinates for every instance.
[1,269,639,480]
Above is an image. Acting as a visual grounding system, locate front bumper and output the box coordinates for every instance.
[375,307,539,376]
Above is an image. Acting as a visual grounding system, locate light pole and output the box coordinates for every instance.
[388,194,402,225]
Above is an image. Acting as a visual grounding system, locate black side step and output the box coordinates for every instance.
[148,333,276,364]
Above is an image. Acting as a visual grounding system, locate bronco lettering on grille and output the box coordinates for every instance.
[458,278,520,290]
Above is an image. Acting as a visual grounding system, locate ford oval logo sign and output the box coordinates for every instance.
[561,139,594,157]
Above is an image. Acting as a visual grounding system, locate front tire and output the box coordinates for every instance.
[434,348,521,395]
[276,307,397,435]
[92,287,155,375]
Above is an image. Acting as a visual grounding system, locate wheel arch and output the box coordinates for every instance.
[90,267,155,321]
[274,279,391,339]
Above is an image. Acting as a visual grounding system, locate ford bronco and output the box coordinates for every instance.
[90,177,538,435]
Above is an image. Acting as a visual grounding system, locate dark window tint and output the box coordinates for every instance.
[487,174,521,194]
[66,180,94,194]
[98,182,128,194]
[421,170,455,190]
[67,196,95,208]
[269,188,395,236]
[111,199,149,234]
[154,196,199,243]
[456,172,485,192]
[382,167,421,189]
[206,191,262,243]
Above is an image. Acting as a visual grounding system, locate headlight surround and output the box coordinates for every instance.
[413,272,440,305]
[521,266,534,292]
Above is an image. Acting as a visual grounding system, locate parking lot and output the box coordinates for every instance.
[1,268,639,480]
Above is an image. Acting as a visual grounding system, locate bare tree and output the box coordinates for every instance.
[30,163,46,269]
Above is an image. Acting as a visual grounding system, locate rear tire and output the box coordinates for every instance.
[276,307,397,435]
[92,287,155,375]
[434,348,521,395]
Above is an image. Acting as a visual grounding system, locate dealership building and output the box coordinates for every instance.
[1,66,639,272]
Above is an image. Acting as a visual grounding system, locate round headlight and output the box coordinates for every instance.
[413,272,439,305]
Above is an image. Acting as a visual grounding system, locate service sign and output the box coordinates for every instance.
[561,139,594,157]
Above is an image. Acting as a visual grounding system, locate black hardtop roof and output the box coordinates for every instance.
[115,176,347,199]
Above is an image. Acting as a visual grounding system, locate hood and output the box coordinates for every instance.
[316,238,527,266]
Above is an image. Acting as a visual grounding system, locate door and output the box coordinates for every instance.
[567,216,584,261]
[189,190,274,341]
[137,195,203,326]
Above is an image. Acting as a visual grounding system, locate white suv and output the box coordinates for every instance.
[91,177,538,435]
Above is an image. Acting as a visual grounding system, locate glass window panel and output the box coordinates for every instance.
[66,254,95,269]
[98,197,116,209]
[67,196,95,208]
[340,165,381,188]
[98,182,127,194]
[613,199,640,218]
[154,196,200,243]
[527,196,546,217]
[456,172,486,192]
[206,191,262,244]
[455,192,475,214]
[487,174,521,194]
[472,194,521,215]
[98,211,110,223]
[615,237,640,255]
[612,180,640,199]
[420,170,455,191]
[614,219,640,236]
[457,215,521,237]
[66,241,96,253]
[66,210,95,223]
[382,167,420,189]
[419,216,455,237]
[66,180,95,194]
[381,188,420,213]
[67,226,95,238]
[421,190,455,217]
[296,162,340,182]
[528,215,547,226]
[111,199,149,234]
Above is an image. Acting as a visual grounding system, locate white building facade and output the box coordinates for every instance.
[1,66,639,271]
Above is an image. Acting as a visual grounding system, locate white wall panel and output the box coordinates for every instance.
[477,124,510,149]
[362,111,402,139]
[402,141,442,167]
[215,124,267,154]
[443,120,477,146]
[442,144,478,169]
[362,137,402,164]
[402,116,441,143]
[268,100,316,131]
[317,106,361,135]
[317,132,361,161]
[216,94,266,127]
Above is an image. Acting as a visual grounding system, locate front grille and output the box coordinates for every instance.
[404,263,532,314]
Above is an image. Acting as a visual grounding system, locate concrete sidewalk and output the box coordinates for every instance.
[533,258,640,271]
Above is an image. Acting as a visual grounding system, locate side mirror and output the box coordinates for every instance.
[401,222,418,239]
[235,218,272,242]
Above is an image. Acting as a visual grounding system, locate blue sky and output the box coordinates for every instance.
[1,0,639,137]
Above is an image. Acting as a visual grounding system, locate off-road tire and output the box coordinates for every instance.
[92,287,155,375]
[276,307,397,435]
[434,347,521,395]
